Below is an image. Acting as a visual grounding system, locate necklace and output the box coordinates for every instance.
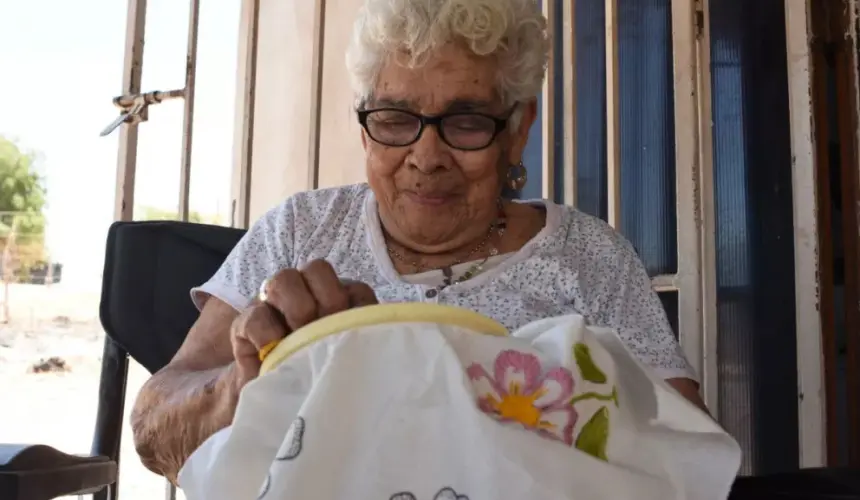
[385,208,507,291]
[386,223,496,273]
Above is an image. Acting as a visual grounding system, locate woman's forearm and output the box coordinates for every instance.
[130,362,241,484]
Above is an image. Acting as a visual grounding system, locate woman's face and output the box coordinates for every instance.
[362,43,536,252]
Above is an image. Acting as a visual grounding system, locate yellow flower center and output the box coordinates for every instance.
[491,382,548,428]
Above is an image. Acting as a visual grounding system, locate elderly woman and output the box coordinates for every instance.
[131,0,704,483]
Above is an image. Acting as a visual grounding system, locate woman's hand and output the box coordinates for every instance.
[230,259,377,385]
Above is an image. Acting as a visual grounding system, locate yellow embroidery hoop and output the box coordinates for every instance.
[259,303,508,375]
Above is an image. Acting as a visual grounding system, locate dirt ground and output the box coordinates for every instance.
[0,283,185,500]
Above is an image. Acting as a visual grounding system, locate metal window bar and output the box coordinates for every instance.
[111,0,147,224]
[178,0,201,222]
[102,0,201,224]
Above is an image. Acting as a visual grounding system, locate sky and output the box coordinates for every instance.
[0,0,241,288]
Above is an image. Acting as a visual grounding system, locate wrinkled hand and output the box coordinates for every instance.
[229,259,377,385]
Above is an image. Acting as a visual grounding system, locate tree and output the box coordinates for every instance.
[0,136,48,322]
[137,205,223,225]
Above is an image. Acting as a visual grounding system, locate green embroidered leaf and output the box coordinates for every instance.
[573,342,607,384]
[575,406,610,461]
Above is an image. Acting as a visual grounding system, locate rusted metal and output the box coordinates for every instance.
[179,0,201,222]
[112,89,185,108]
[111,0,147,224]
[810,0,840,466]
[101,89,185,137]
[830,0,860,467]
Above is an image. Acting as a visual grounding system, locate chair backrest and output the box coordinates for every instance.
[99,221,246,373]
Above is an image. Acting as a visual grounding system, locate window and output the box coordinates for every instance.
[536,0,821,474]
[109,1,241,498]
[540,0,700,382]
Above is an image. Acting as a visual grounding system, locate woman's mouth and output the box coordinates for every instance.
[405,191,455,206]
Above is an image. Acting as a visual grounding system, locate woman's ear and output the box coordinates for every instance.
[507,99,537,165]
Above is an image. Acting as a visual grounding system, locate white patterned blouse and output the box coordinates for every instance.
[192,183,695,381]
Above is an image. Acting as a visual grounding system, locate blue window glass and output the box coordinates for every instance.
[571,0,677,276]
[710,0,799,475]
[616,0,677,276]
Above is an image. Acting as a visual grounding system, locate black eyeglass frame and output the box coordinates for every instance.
[356,107,513,151]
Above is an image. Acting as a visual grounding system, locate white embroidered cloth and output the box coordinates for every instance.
[178,305,741,500]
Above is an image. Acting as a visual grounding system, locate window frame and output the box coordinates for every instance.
[784,0,827,468]
[550,0,827,465]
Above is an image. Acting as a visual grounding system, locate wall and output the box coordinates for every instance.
[232,0,366,222]
[242,0,321,221]
[317,0,367,189]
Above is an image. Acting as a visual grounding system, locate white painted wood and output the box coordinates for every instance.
[785,0,827,468]
[671,0,706,389]
[542,0,557,200]
[605,0,621,227]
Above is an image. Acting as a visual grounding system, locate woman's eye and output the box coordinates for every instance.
[380,120,413,126]
[446,116,492,131]
[369,113,415,128]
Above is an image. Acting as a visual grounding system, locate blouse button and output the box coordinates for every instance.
[425,289,438,299]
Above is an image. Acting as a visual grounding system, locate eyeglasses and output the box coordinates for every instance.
[357,108,511,151]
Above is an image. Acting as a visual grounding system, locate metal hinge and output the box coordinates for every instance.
[99,88,185,137]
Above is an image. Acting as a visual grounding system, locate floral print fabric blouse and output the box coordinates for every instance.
[192,183,695,381]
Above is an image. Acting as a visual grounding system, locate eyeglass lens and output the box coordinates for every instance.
[364,110,498,150]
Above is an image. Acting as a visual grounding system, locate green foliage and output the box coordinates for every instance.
[0,137,46,231]
[0,137,48,276]
[137,205,223,225]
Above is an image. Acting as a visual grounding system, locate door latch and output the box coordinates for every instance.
[99,88,185,137]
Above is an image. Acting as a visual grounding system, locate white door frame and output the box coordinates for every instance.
[785,0,827,468]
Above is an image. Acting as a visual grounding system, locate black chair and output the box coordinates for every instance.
[0,221,244,500]
[0,220,856,500]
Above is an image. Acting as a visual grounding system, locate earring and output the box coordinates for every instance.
[507,161,528,190]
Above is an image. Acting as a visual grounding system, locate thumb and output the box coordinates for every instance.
[343,280,378,307]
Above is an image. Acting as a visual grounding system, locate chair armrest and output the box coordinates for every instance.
[0,444,117,500]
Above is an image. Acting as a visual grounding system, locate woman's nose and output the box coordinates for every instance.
[407,124,451,173]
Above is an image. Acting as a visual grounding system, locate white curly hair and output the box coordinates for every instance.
[346,0,549,110]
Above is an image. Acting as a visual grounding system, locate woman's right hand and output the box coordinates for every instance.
[229,259,377,386]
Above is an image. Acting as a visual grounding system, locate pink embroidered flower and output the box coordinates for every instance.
[467,350,577,445]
